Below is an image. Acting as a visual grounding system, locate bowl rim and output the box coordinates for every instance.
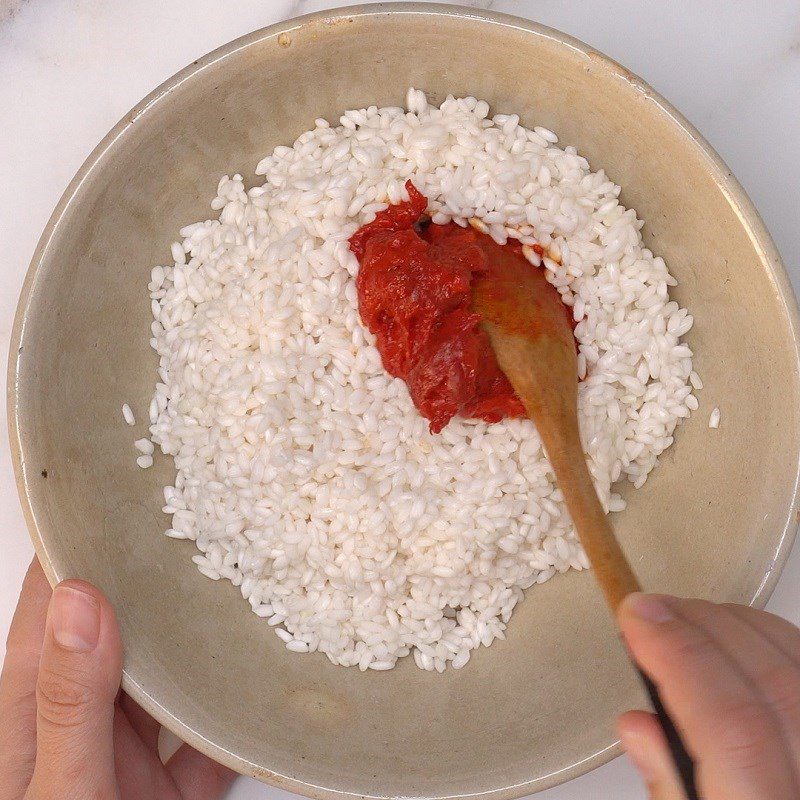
[8,3,800,797]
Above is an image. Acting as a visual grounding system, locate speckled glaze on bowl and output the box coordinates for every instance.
[8,4,800,798]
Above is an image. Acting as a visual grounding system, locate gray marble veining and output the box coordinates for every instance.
[0,0,26,23]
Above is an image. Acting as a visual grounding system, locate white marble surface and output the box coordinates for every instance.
[2,1,799,798]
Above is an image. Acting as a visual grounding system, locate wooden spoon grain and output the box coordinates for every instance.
[472,260,700,800]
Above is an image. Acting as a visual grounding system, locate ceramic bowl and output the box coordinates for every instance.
[9,4,800,798]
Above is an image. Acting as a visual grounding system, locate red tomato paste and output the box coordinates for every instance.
[350,181,572,433]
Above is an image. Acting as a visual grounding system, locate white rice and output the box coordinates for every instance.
[709,407,721,429]
[134,438,155,455]
[122,403,135,426]
[144,89,698,671]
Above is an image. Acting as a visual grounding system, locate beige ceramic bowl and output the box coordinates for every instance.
[8,4,800,798]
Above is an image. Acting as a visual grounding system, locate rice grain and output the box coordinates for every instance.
[144,89,698,671]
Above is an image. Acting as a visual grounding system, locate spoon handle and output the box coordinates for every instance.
[638,670,700,800]
[482,330,699,797]
[543,435,700,798]
[543,427,640,613]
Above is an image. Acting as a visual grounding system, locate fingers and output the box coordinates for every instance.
[618,710,687,800]
[723,604,800,665]
[680,600,800,768]
[119,693,161,751]
[619,593,800,800]
[0,558,51,800]
[167,743,237,800]
[0,566,232,800]
[26,579,123,799]
[112,708,179,800]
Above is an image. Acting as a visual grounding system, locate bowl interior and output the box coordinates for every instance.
[10,6,800,799]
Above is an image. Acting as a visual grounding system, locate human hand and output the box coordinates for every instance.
[618,593,800,799]
[0,558,236,799]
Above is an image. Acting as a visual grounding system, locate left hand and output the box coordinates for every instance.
[0,557,236,799]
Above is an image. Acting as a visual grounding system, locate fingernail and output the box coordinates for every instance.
[51,584,101,652]
[619,728,658,781]
[624,593,674,624]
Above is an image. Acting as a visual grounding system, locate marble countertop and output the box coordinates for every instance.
[2,1,799,798]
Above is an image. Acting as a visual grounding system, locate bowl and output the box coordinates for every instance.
[9,4,800,798]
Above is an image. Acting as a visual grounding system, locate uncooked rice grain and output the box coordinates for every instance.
[122,403,135,426]
[134,438,155,455]
[143,89,698,671]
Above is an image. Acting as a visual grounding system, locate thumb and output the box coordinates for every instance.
[27,580,122,799]
[619,711,689,800]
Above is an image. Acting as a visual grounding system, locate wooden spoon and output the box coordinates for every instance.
[472,250,700,800]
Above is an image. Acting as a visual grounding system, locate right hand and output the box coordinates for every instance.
[618,593,800,799]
